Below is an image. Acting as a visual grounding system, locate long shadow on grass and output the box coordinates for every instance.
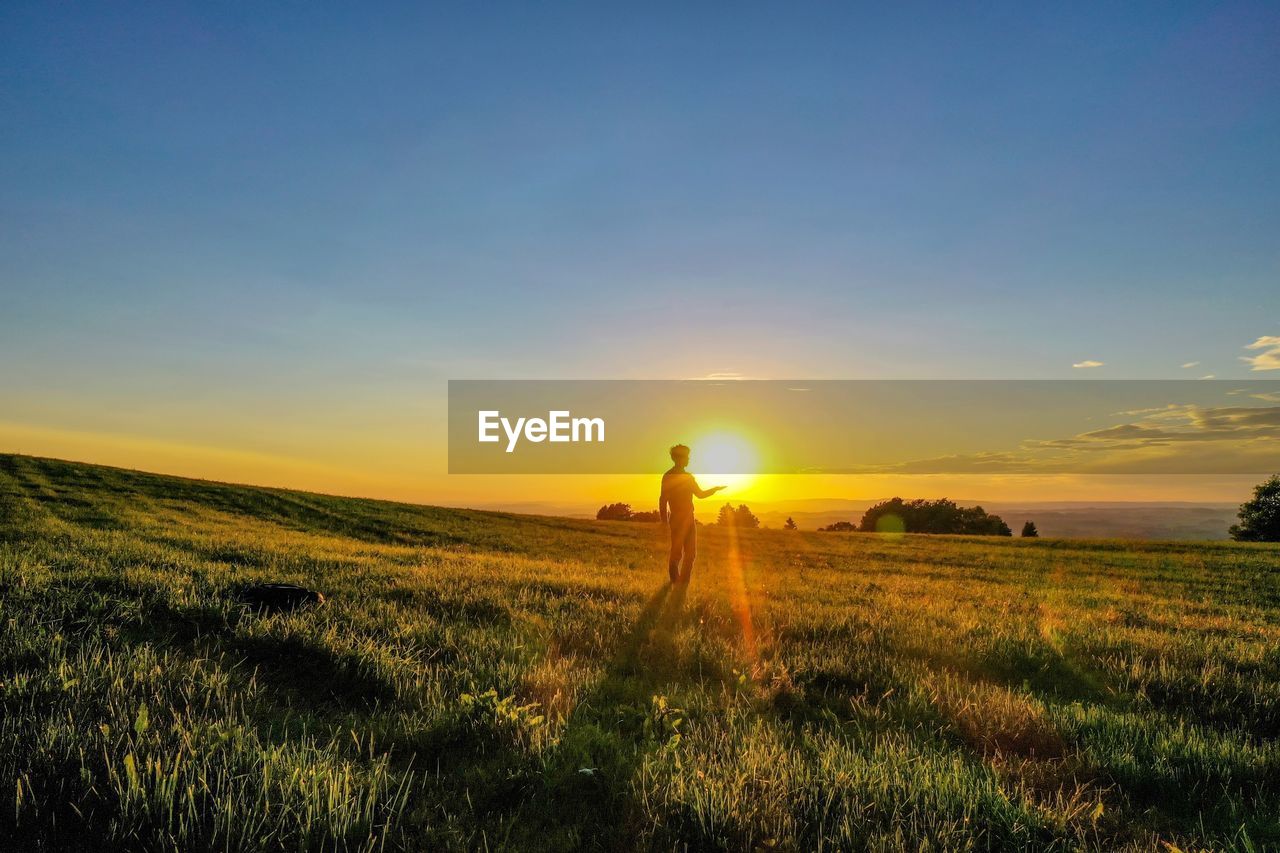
[508,582,698,849]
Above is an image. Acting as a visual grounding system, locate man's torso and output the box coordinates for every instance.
[662,467,696,514]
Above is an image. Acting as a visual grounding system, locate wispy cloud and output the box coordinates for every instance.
[1225,388,1280,401]
[1072,360,1104,369]
[1034,404,1280,448]
[1200,374,1216,380]
[1241,336,1280,371]
[1181,361,1200,369]
[691,371,752,381]
[846,403,1280,475]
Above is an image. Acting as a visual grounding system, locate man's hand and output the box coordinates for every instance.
[710,485,727,494]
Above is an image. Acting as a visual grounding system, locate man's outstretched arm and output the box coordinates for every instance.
[692,478,726,499]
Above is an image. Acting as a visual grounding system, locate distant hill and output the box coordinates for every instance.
[473,495,1242,541]
[747,500,1239,540]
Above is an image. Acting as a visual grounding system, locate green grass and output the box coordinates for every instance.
[1,453,1279,851]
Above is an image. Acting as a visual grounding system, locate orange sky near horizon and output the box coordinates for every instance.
[1,419,1259,517]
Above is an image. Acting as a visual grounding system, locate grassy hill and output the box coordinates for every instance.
[1,453,1278,851]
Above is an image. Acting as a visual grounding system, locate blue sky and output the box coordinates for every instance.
[2,1,1279,500]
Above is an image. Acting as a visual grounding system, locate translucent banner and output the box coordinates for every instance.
[447,380,1280,475]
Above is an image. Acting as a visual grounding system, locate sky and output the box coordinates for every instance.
[2,2,1279,510]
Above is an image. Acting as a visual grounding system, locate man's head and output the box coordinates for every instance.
[669,444,690,467]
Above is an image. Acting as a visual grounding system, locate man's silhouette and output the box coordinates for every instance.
[659,444,725,584]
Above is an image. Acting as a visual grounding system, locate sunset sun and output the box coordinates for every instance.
[692,431,758,491]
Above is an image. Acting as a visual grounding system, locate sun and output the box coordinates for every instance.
[690,431,758,491]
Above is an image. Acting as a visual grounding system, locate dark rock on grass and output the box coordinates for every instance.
[236,582,326,613]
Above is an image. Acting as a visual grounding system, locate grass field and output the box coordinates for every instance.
[1,453,1279,851]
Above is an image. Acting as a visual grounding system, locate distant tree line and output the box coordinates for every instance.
[599,472,1280,541]
[820,498,1012,536]
[596,501,761,527]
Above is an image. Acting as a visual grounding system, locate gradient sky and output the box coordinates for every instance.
[3,2,1279,508]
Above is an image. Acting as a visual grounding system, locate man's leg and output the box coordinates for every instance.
[668,516,685,582]
[678,520,697,583]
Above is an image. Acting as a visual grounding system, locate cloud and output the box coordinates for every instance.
[1226,388,1280,402]
[1184,405,1280,431]
[1200,374,1216,380]
[1072,360,1105,369]
[1181,362,1200,369]
[1024,405,1280,471]
[1241,336,1280,371]
[691,372,752,381]
[849,403,1280,474]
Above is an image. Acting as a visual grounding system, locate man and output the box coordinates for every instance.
[659,444,725,584]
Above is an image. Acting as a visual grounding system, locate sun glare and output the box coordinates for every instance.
[691,431,758,491]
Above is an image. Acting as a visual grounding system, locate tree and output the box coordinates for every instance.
[596,502,632,521]
[784,516,797,530]
[1229,474,1280,542]
[715,503,760,528]
[819,521,857,532]
[630,510,661,522]
[1021,521,1039,538]
[858,498,1011,536]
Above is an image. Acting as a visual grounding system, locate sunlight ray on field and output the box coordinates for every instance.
[723,521,758,663]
